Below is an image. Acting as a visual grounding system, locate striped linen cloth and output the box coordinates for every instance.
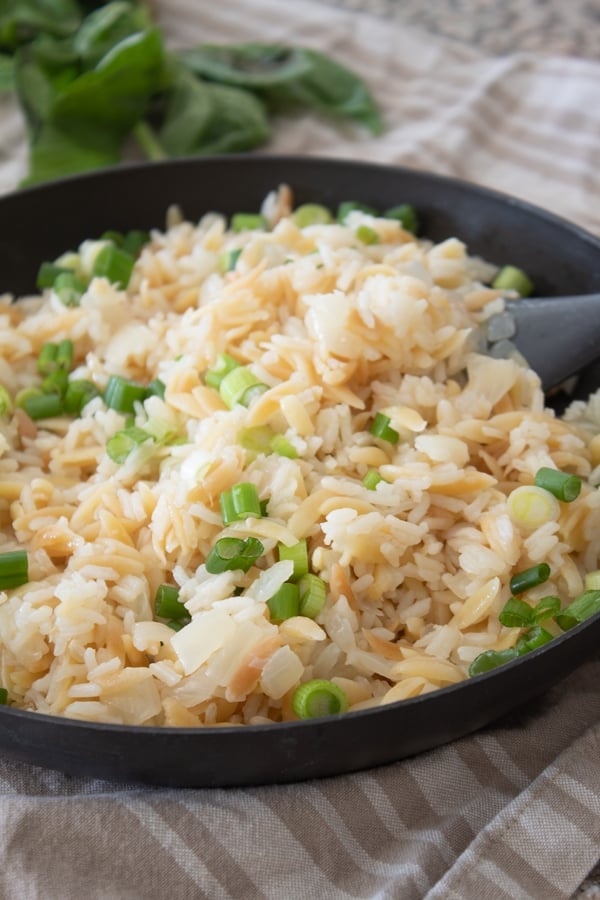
[1,1,599,897]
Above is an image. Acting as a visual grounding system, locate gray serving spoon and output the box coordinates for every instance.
[485,293,600,392]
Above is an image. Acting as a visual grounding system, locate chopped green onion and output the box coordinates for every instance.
[267,582,300,623]
[514,626,553,653]
[205,536,264,574]
[122,230,151,258]
[337,201,377,223]
[0,549,29,590]
[468,647,519,676]
[259,498,269,517]
[19,391,63,420]
[554,589,600,631]
[363,469,384,490]
[292,679,349,718]
[492,265,533,297]
[106,426,153,464]
[231,213,268,233]
[270,434,298,459]
[166,618,190,631]
[53,272,87,307]
[36,262,73,290]
[56,339,74,371]
[356,224,379,245]
[37,342,59,375]
[42,369,68,397]
[298,573,327,619]
[0,386,12,416]
[219,366,268,409]
[155,583,187,619]
[0,688,7,705]
[147,378,166,400]
[534,467,581,502]
[584,571,600,591]
[510,563,551,595]
[293,204,333,227]
[506,485,560,530]
[205,353,240,389]
[104,375,148,413]
[100,230,125,246]
[370,412,399,444]
[238,426,275,459]
[220,482,262,524]
[383,204,419,234]
[277,540,309,580]
[218,248,243,273]
[63,379,100,415]
[532,595,561,623]
[499,596,534,628]
[92,244,135,290]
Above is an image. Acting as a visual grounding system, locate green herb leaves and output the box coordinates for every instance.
[3,2,382,185]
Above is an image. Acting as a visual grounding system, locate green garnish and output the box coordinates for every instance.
[205,536,264,574]
[0,550,29,590]
[103,375,148,414]
[534,467,581,502]
[277,540,309,581]
[205,353,240,389]
[355,224,379,245]
[362,469,384,490]
[91,244,135,290]
[63,379,100,415]
[292,679,349,718]
[297,573,327,619]
[492,265,533,297]
[293,204,333,227]
[18,390,63,420]
[370,412,399,444]
[383,204,419,234]
[219,482,262,525]
[267,582,300,623]
[219,366,268,409]
[554,590,600,631]
[53,272,87,307]
[231,213,268,233]
[509,563,551,595]
[155,584,187,619]
[106,426,153,464]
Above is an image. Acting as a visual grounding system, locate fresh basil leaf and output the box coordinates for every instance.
[0,53,14,91]
[178,43,312,88]
[0,0,81,51]
[22,120,121,185]
[555,589,600,631]
[264,47,383,134]
[51,28,165,134]
[159,66,270,156]
[73,1,152,70]
[14,53,56,131]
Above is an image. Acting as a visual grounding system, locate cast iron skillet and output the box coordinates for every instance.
[1,155,600,788]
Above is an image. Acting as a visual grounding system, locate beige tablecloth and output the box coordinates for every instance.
[1,2,599,898]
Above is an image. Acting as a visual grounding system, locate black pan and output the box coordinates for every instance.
[1,155,599,788]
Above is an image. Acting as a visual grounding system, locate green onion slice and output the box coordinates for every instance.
[337,201,377,223]
[63,380,100,415]
[205,536,264,574]
[104,375,149,414]
[514,626,554,654]
[19,391,63,420]
[219,366,268,409]
[42,369,69,397]
[383,204,419,234]
[205,353,241,389]
[92,244,135,290]
[370,412,400,444]
[498,596,534,628]
[468,648,519,676]
[147,378,166,400]
[534,467,581,503]
[106,426,153,464]
[298,573,327,619]
[218,248,243,274]
[356,224,379,245]
[267,582,300,623]
[532,595,561,623]
[363,469,384,490]
[554,589,600,631]
[0,550,29,590]
[509,563,551,595]
[53,272,87,307]
[231,213,268,233]
[0,687,7,705]
[269,434,297,459]
[293,204,333,227]
[492,265,533,297]
[36,262,73,290]
[277,540,309,580]
[155,584,188,620]
[292,679,349,718]
[0,386,12,416]
[219,482,262,524]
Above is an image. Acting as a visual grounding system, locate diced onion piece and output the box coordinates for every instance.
[170,610,236,675]
[259,645,304,699]
[506,485,560,530]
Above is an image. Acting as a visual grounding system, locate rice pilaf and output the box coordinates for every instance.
[0,185,599,726]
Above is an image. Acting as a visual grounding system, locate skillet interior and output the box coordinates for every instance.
[1,155,599,787]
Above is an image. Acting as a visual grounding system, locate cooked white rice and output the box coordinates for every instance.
[1,184,599,727]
